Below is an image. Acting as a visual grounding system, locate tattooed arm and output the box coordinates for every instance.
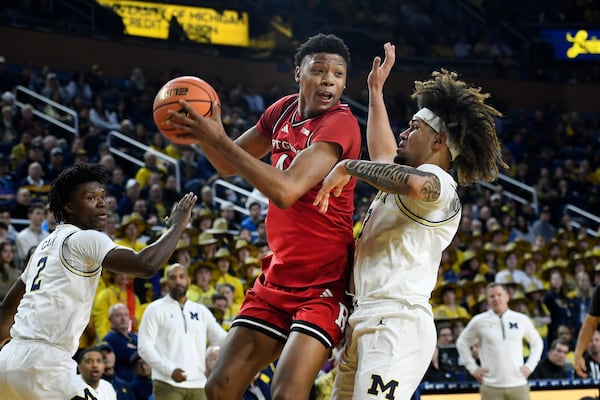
[314,159,441,213]
[345,160,441,201]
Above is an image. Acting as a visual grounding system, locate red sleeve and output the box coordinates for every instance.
[256,94,297,139]
[310,107,361,160]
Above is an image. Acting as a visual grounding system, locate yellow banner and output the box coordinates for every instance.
[95,0,249,46]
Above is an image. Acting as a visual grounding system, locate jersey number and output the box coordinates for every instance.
[30,256,48,291]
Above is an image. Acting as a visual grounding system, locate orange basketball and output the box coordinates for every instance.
[153,76,220,144]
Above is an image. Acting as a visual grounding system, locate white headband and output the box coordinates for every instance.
[413,107,460,161]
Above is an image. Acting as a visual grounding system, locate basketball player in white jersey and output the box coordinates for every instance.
[0,163,196,400]
[314,43,507,400]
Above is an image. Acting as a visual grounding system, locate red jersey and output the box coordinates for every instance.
[256,94,361,288]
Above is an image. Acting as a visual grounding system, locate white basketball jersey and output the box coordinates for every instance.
[353,164,461,311]
[11,224,119,355]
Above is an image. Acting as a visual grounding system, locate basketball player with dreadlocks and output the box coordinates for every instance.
[0,163,196,399]
[314,42,508,400]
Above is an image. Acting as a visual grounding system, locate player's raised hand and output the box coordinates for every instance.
[165,192,197,228]
[167,100,226,146]
[368,42,396,92]
[313,161,352,213]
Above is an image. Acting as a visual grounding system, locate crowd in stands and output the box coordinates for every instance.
[2,1,600,83]
[0,19,599,399]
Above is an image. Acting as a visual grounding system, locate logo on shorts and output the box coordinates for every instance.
[320,288,333,297]
[367,374,399,400]
[334,302,349,331]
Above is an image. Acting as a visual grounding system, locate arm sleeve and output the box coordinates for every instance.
[456,317,480,374]
[204,307,227,346]
[309,110,360,158]
[68,230,123,273]
[418,164,459,206]
[137,305,177,377]
[256,94,296,139]
[524,315,545,371]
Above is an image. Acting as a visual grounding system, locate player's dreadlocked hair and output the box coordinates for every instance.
[411,69,508,185]
[48,163,108,223]
[294,33,351,67]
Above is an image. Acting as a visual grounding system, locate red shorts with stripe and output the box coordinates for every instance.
[233,274,351,348]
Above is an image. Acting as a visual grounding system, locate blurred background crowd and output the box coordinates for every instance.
[0,0,599,399]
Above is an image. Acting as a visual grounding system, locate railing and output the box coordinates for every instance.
[211,178,268,218]
[14,85,79,137]
[564,205,600,237]
[106,130,182,193]
[479,173,539,214]
[480,174,600,236]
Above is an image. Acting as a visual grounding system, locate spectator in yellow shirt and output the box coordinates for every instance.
[187,260,217,306]
[211,247,244,306]
[433,281,471,321]
[92,271,144,340]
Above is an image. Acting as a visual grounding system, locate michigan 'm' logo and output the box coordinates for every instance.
[367,374,399,399]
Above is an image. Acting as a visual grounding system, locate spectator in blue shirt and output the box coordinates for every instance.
[239,201,263,242]
[102,303,138,382]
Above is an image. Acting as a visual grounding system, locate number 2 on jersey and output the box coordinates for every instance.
[30,256,48,291]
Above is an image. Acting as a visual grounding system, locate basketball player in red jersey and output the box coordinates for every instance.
[167,33,361,399]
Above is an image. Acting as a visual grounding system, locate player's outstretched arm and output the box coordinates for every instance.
[194,126,272,177]
[313,160,351,213]
[103,193,197,278]
[315,159,441,212]
[0,278,25,346]
[168,100,272,177]
[170,99,342,209]
[367,42,397,163]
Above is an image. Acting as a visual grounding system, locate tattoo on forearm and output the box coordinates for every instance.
[346,160,440,201]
